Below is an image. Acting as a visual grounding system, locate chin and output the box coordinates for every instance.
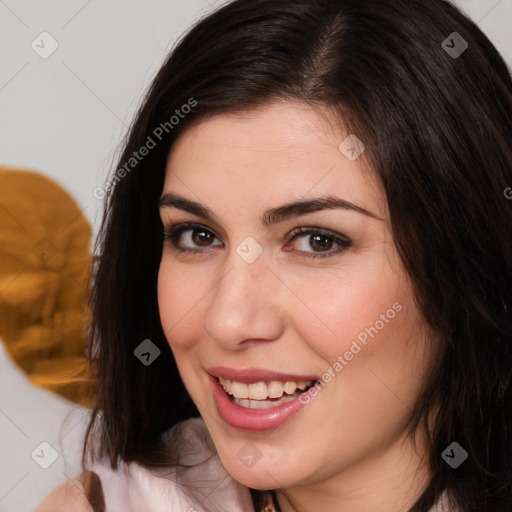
[217,451,305,490]
[227,466,292,490]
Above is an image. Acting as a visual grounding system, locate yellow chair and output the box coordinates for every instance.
[0,167,94,406]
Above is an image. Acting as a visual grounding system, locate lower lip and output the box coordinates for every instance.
[210,375,309,432]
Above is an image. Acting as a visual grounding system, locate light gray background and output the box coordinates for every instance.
[0,1,511,510]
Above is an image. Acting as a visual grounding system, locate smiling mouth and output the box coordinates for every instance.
[217,377,316,409]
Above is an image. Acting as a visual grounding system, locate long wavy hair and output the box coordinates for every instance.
[83,0,512,510]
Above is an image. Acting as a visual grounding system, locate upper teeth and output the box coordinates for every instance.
[218,377,313,400]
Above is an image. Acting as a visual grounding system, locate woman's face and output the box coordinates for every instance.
[157,101,433,493]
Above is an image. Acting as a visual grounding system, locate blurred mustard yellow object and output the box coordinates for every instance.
[0,167,94,406]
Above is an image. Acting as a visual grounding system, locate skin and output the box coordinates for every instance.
[157,100,436,512]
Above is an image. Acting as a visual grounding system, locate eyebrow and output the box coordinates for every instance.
[158,193,384,226]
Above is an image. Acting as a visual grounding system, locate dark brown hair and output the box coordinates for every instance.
[84,1,512,510]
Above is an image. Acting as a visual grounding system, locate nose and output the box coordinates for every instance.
[204,251,285,350]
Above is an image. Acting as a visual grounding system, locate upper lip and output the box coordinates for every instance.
[207,366,319,384]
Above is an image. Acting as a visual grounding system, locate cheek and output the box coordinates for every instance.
[298,272,428,428]
[157,261,207,350]
[288,262,408,360]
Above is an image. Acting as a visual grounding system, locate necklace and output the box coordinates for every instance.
[260,491,279,512]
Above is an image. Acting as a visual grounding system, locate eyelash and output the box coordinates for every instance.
[162,222,353,260]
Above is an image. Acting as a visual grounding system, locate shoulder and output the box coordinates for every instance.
[33,472,101,512]
[34,418,254,512]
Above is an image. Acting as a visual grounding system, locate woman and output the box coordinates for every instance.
[35,0,512,510]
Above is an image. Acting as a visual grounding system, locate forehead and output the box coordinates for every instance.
[163,101,388,222]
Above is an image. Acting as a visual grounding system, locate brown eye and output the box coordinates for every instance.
[309,234,334,252]
[288,227,352,260]
[192,229,214,246]
[163,223,223,252]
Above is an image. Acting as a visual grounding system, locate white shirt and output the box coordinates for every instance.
[34,417,455,512]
